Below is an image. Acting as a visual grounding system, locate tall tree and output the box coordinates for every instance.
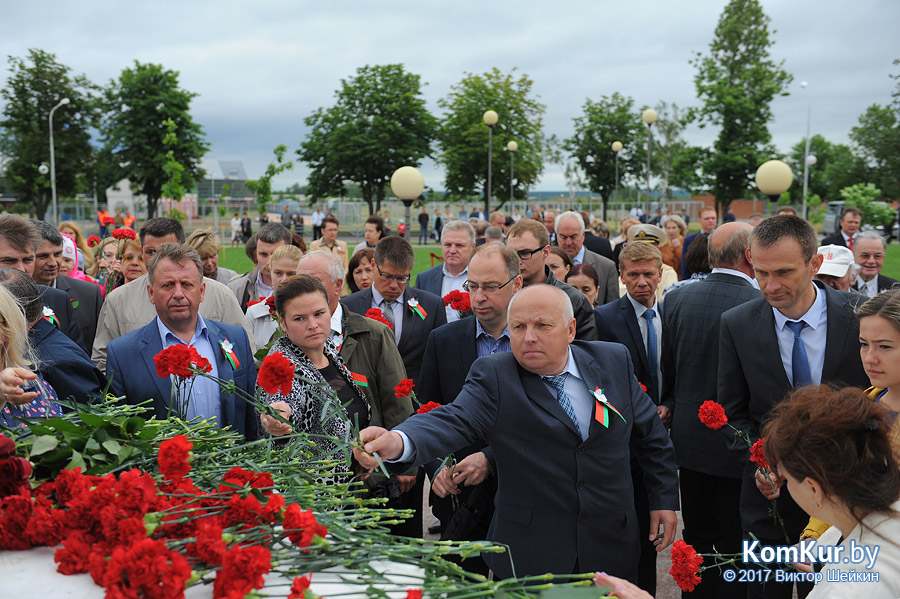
[438,68,547,207]
[690,0,793,211]
[849,104,900,199]
[247,145,293,213]
[650,101,689,205]
[0,49,97,219]
[564,93,646,219]
[101,61,208,219]
[786,134,869,202]
[298,64,436,216]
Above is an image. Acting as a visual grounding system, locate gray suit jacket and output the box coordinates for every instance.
[580,248,620,305]
[660,272,759,477]
[393,341,678,581]
[718,282,869,540]
[413,264,444,297]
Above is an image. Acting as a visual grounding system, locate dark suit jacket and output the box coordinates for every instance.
[679,232,703,279]
[394,341,678,580]
[341,286,447,382]
[30,317,106,405]
[660,272,760,477]
[580,249,619,305]
[55,275,103,351]
[39,285,85,352]
[718,283,869,539]
[854,273,900,294]
[107,318,257,440]
[413,264,443,297]
[820,231,851,248]
[584,232,614,260]
[418,317,498,524]
[594,296,661,404]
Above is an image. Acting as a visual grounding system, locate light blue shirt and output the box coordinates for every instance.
[772,284,827,386]
[475,319,511,357]
[371,287,403,343]
[542,348,593,441]
[572,246,586,265]
[156,315,222,426]
[626,294,663,388]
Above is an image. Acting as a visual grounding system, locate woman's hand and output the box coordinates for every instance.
[261,401,292,436]
[1,367,39,407]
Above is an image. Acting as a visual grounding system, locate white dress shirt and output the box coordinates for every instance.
[440,265,468,323]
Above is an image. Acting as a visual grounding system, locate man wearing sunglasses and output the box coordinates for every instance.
[341,235,447,383]
[505,219,598,340]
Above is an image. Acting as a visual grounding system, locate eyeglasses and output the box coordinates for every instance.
[463,276,516,294]
[859,252,885,260]
[515,245,548,260]
[376,264,411,284]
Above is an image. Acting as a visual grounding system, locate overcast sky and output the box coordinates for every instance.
[2,0,898,193]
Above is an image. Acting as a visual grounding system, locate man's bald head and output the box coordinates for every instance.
[708,222,753,270]
[508,285,576,376]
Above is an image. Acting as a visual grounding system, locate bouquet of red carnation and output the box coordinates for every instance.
[111,228,136,241]
[153,345,214,421]
[364,308,393,330]
[443,290,473,318]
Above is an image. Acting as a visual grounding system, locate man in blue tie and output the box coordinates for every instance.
[718,215,868,599]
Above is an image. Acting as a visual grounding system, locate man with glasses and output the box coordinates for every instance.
[852,230,897,297]
[341,236,447,382]
[417,243,522,571]
[505,219,598,340]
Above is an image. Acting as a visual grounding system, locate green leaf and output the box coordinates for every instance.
[124,417,146,434]
[40,418,82,433]
[84,438,100,451]
[102,439,122,455]
[30,435,60,456]
[117,445,135,462]
[137,427,158,440]
[78,413,106,427]
[66,450,86,470]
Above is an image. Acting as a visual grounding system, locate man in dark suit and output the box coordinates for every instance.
[852,230,899,297]
[821,205,861,249]
[660,222,759,599]
[505,219,599,340]
[0,268,106,405]
[719,215,869,599]
[357,285,678,581]
[555,211,618,304]
[107,244,257,440]
[414,220,476,323]
[418,243,523,573]
[30,219,104,351]
[681,207,718,279]
[342,236,447,383]
[594,241,667,594]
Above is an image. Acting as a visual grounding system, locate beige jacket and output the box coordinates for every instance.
[308,238,349,272]
[91,272,254,371]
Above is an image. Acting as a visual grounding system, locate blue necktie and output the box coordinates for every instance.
[786,320,812,387]
[543,373,583,437]
[643,309,659,398]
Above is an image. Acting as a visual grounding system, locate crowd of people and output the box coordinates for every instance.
[1,203,899,598]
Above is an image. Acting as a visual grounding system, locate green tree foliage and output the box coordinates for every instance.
[438,68,546,207]
[650,101,697,204]
[840,183,895,229]
[298,64,436,216]
[850,104,900,199]
[101,61,208,219]
[690,0,793,211]
[247,145,293,214]
[564,93,645,219]
[787,135,868,202]
[0,49,97,219]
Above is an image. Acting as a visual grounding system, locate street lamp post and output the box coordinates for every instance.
[611,141,623,221]
[800,81,812,220]
[483,110,499,215]
[641,109,657,215]
[390,166,425,241]
[49,97,70,224]
[802,154,817,220]
[507,140,517,205]
[755,160,793,216]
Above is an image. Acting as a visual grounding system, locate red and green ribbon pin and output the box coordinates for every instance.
[351,372,368,388]
[219,339,240,370]
[592,387,626,428]
[407,297,427,320]
[42,306,60,328]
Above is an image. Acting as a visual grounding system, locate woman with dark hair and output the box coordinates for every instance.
[546,246,573,282]
[566,263,601,307]
[661,234,711,299]
[346,249,375,294]
[259,275,370,476]
[762,386,900,597]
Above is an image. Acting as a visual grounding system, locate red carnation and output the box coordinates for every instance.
[0,455,32,498]
[669,539,704,592]
[443,289,471,312]
[111,228,136,241]
[406,591,423,599]
[283,503,328,548]
[265,295,277,317]
[0,434,14,458]
[258,351,295,395]
[86,235,101,247]
[416,401,441,414]
[213,544,272,599]
[246,296,267,307]
[154,344,211,379]
[158,434,193,481]
[289,574,313,599]
[102,538,191,599]
[394,378,415,399]
[639,382,648,393]
[750,437,769,469]
[364,308,394,330]
[102,216,116,226]
[698,400,728,430]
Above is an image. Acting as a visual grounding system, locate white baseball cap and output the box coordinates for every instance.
[61,233,77,262]
[817,244,854,277]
